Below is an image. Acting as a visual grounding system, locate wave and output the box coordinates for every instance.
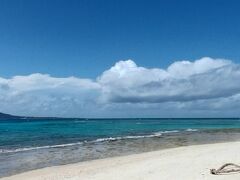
[93,132,163,143]
[0,129,188,154]
[136,122,144,124]
[161,130,179,133]
[0,142,84,154]
[185,128,198,132]
[93,130,181,143]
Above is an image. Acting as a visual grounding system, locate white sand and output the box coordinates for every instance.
[2,141,240,180]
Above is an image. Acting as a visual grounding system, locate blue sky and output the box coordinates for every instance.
[1,0,240,78]
[1,0,240,117]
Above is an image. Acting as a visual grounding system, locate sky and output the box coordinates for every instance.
[1,0,240,117]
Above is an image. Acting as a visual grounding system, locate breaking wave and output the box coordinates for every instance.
[0,130,185,154]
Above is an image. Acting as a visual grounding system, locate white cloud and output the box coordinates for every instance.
[1,57,240,117]
[98,57,240,103]
[0,73,101,117]
[167,57,230,78]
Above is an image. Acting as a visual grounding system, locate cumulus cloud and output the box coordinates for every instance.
[98,57,240,103]
[1,57,240,117]
[0,74,101,117]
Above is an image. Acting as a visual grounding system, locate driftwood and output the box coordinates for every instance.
[210,163,240,175]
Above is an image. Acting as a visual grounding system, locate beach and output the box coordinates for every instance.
[1,0,240,179]
[2,141,240,180]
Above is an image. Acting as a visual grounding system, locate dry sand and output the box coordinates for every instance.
[2,141,240,180]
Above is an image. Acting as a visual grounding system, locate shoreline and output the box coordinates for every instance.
[2,118,240,177]
[2,128,240,178]
[2,141,240,180]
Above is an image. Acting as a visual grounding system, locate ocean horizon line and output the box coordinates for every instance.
[1,112,240,120]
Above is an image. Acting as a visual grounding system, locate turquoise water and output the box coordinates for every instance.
[1,118,240,152]
[1,118,240,177]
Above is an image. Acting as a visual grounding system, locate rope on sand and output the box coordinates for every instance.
[210,163,240,175]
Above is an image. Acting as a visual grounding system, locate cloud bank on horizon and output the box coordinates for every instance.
[1,57,240,117]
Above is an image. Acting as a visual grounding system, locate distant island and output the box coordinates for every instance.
[0,112,239,120]
[0,112,22,119]
[0,112,60,119]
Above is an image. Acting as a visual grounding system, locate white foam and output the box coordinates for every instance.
[0,142,83,154]
[0,130,182,154]
[161,130,179,134]
[185,128,198,132]
[92,130,180,143]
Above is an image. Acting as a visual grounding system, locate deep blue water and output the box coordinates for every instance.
[1,118,240,152]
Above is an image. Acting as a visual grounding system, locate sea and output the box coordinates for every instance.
[1,118,240,177]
